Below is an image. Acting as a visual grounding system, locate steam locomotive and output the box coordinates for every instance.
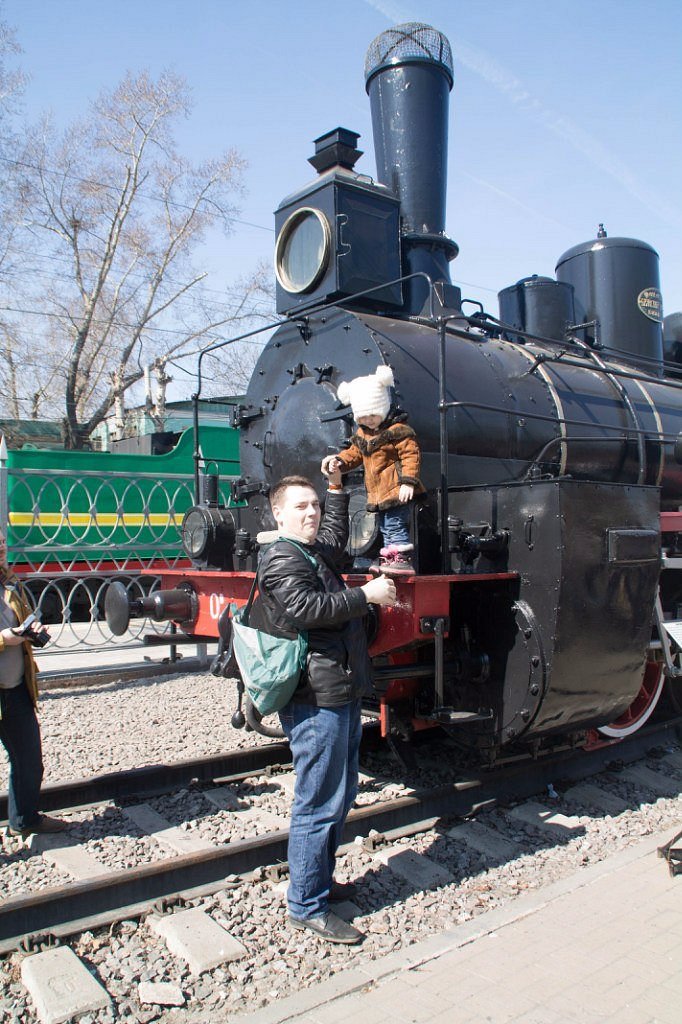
[107,22,682,759]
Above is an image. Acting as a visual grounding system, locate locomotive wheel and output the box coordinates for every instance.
[597,661,664,738]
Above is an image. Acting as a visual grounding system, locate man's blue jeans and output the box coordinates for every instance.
[278,699,361,919]
[0,681,44,831]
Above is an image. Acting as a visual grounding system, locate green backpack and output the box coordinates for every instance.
[230,539,318,716]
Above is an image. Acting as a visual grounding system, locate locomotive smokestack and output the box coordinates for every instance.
[365,22,459,315]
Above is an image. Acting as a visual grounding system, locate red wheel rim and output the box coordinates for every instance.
[597,661,664,738]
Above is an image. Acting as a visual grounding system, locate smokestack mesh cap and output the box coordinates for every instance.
[365,22,453,88]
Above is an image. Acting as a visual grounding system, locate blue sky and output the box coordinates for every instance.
[6,0,682,384]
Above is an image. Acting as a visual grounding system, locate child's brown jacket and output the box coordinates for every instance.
[335,420,426,511]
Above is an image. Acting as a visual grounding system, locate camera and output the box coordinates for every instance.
[14,613,51,649]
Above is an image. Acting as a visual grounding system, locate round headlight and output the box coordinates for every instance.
[347,490,379,557]
[182,508,211,559]
[181,506,235,568]
[275,207,331,293]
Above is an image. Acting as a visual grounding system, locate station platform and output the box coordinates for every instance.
[240,827,682,1024]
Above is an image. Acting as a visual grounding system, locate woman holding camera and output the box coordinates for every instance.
[0,528,66,839]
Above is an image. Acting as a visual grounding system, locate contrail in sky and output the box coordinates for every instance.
[462,172,572,234]
[363,0,682,228]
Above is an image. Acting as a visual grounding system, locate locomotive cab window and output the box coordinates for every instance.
[275,207,331,293]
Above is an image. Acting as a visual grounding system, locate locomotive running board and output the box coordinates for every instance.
[660,620,682,648]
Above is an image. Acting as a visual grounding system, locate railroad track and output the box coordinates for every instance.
[0,742,295,821]
[0,723,387,822]
[2,717,680,954]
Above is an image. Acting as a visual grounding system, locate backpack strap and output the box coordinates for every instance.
[277,538,319,569]
[240,573,260,626]
[241,538,319,626]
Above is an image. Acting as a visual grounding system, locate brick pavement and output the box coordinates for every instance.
[239,826,682,1024]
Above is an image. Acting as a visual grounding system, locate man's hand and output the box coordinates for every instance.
[398,484,414,503]
[361,574,397,607]
[321,455,342,475]
[321,455,343,488]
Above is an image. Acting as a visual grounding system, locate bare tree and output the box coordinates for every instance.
[0,17,32,417]
[18,69,268,447]
[170,258,275,399]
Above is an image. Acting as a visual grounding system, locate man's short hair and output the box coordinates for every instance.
[269,475,317,510]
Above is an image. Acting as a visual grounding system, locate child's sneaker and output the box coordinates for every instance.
[371,544,398,572]
[370,545,415,575]
[382,554,414,575]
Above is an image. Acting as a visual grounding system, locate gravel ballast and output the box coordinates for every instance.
[1,671,681,1023]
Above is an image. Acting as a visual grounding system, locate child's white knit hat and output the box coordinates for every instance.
[337,365,394,421]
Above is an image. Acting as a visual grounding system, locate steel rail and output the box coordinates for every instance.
[0,726,384,821]
[1,718,679,952]
[0,743,294,822]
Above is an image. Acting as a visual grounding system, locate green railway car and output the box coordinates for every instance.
[2,426,239,620]
[5,426,239,567]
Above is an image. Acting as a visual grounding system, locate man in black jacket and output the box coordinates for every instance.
[257,472,395,943]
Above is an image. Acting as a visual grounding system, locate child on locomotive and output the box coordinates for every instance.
[321,365,425,575]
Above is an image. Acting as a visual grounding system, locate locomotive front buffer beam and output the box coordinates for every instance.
[104,567,507,734]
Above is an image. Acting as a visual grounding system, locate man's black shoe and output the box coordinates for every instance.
[329,880,357,902]
[289,911,364,944]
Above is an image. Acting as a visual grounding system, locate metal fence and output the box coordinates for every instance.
[0,452,229,663]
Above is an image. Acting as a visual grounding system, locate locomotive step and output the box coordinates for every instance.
[660,619,682,648]
[661,556,682,568]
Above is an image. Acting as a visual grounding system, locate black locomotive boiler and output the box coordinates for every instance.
[107,22,682,759]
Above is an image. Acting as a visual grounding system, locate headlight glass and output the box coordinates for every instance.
[182,508,210,559]
[275,208,330,293]
[181,506,236,568]
[347,490,379,556]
